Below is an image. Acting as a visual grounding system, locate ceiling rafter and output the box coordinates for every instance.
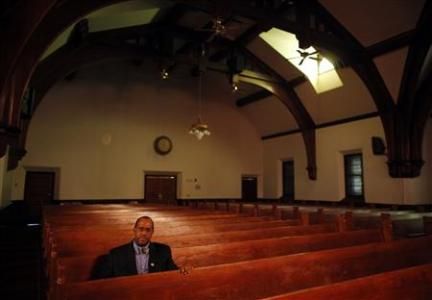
[236,75,306,107]
[262,112,380,140]
[240,48,317,180]
[32,43,151,112]
[367,30,415,58]
[2,0,129,134]
[305,0,426,177]
[2,0,321,174]
[0,0,57,133]
[396,0,432,175]
[209,24,261,62]
[398,1,432,111]
[236,90,273,107]
[1,0,429,178]
[309,0,394,110]
[309,0,432,178]
[21,42,152,169]
[31,25,238,96]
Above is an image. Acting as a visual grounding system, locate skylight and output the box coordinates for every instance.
[259,28,343,94]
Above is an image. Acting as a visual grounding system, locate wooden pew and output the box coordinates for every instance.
[45,218,316,282]
[43,215,274,254]
[50,222,336,258]
[47,223,339,297]
[49,215,275,231]
[44,206,333,256]
[264,263,432,300]
[54,229,383,288]
[44,207,321,261]
[44,210,238,226]
[62,235,432,300]
[42,207,238,247]
[42,212,270,254]
[43,205,328,251]
[43,203,187,213]
[43,216,282,272]
[46,211,348,272]
[42,212,249,254]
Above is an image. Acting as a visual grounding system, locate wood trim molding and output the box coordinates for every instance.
[261,112,379,140]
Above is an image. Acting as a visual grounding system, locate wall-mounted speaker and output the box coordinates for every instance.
[372,136,386,155]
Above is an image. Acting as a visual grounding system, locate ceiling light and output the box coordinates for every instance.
[161,68,169,79]
[189,70,210,140]
[232,82,239,92]
[189,117,211,140]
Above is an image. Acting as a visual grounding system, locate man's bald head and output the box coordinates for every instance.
[133,216,154,246]
[134,216,154,229]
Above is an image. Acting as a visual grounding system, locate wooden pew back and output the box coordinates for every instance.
[56,229,383,285]
[264,263,432,300]
[63,236,432,300]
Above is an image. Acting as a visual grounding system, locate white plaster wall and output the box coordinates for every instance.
[262,133,306,199]
[12,61,263,201]
[261,117,427,204]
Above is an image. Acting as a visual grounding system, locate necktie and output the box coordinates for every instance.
[141,247,149,255]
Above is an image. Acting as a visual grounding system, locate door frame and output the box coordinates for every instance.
[281,159,295,202]
[241,175,258,202]
[24,166,60,201]
[143,170,181,201]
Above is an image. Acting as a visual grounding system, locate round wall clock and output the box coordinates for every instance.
[154,136,173,155]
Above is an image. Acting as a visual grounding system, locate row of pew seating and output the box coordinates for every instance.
[42,202,432,299]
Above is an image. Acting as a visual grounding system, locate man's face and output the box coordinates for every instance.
[133,218,154,246]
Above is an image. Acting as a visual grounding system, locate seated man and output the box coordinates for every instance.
[93,216,188,279]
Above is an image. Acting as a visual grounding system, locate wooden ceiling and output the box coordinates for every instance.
[1,0,431,178]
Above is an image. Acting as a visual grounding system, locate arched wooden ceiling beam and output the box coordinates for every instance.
[18,19,244,166]
[0,0,408,176]
[0,0,57,156]
[305,1,432,178]
[238,49,317,180]
[236,75,306,107]
[308,0,394,112]
[32,44,150,110]
[4,0,236,135]
[389,1,432,177]
[3,0,332,176]
[366,30,415,58]
[410,68,432,164]
[398,1,432,111]
[0,0,56,119]
[0,0,348,158]
[10,42,152,170]
[0,0,131,149]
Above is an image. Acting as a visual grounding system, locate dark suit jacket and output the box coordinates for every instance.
[92,241,178,279]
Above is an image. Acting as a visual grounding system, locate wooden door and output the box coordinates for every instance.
[282,161,295,202]
[24,171,55,219]
[242,176,257,202]
[145,175,177,204]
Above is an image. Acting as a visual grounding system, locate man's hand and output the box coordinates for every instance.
[179,265,193,275]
